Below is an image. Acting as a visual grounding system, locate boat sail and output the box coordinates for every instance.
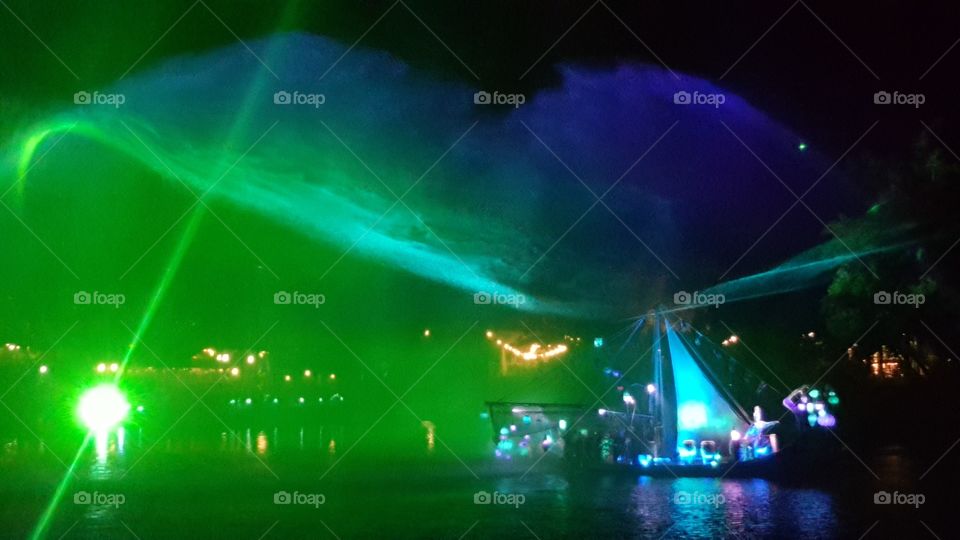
[654,311,751,462]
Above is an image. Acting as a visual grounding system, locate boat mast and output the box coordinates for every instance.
[652,309,678,459]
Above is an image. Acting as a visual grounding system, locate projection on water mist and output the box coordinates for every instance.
[12,33,863,317]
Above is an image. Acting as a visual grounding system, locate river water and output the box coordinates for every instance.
[0,425,949,539]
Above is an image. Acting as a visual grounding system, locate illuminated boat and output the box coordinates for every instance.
[484,310,843,478]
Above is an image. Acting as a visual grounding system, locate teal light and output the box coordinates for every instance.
[665,324,742,443]
[808,388,820,399]
[678,402,708,430]
[77,385,130,432]
[593,337,604,348]
[798,142,807,151]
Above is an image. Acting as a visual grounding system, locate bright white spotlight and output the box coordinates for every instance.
[78,385,130,432]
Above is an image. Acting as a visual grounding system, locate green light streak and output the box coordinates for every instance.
[14,120,107,201]
[24,8,300,534]
[22,7,314,539]
[115,208,206,381]
[29,432,92,540]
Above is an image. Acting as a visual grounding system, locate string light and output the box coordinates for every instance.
[486,330,568,361]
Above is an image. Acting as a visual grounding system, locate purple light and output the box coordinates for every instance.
[817,414,837,427]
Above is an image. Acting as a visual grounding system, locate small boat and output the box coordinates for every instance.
[485,309,843,478]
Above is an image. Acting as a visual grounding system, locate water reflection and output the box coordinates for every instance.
[256,431,268,455]
[423,420,436,452]
[3,424,860,539]
[626,476,838,538]
[90,428,126,479]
